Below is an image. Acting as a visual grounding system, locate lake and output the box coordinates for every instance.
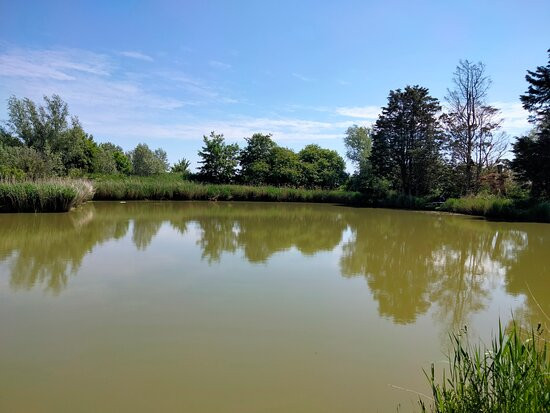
[1,201,548,412]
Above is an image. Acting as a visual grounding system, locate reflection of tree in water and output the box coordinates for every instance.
[428,225,525,330]
[339,210,537,327]
[132,220,163,250]
[340,211,442,324]
[193,203,346,263]
[0,204,129,294]
[2,199,548,329]
[504,229,550,329]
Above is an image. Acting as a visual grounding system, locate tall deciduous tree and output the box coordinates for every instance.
[298,144,347,189]
[344,125,376,193]
[6,94,69,150]
[239,133,276,184]
[197,131,239,183]
[130,143,168,176]
[266,146,301,186]
[371,86,443,196]
[442,61,507,195]
[344,125,372,170]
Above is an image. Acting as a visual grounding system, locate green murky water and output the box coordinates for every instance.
[0,201,548,412]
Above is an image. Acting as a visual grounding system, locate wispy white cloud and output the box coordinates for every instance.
[119,51,153,62]
[0,46,356,156]
[0,48,111,80]
[292,72,314,82]
[161,71,237,103]
[209,60,232,69]
[492,101,530,132]
[335,105,380,119]
[91,116,349,143]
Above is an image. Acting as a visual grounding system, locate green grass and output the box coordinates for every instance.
[0,179,94,213]
[2,175,548,222]
[419,322,550,412]
[439,195,550,223]
[92,175,365,204]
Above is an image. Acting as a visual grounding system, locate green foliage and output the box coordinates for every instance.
[441,194,508,216]
[113,151,132,174]
[52,118,98,173]
[266,146,302,186]
[171,158,191,178]
[129,143,168,176]
[93,145,118,175]
[6,94,69,150]
[0,179,94,212]
[344,125,372,168]
[440,195,550,223]
[419,322,549,413]
[0,143,63,179]
[239,133,277,184]
[511,129,550,199]
[512,50,550,199]
[298,144,347,189]
[0,126,22,147]
[197,131,240,183]
[371,86,443,196]
[92,175,363,204]
[520,48,550,125]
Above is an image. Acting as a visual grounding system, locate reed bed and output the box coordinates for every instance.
[0,179,94,213]
[440,195,550,223]
[92,176,364,204]
[419,322,549,412]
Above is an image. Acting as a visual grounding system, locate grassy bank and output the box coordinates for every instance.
[93,175,365,204]
[440,195,550,223]
[0,179,94,213]
[1,176,549,223]
[418,322,549,412]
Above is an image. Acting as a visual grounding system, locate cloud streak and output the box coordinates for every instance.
[0,48,111,80]
[119,51,154,61]
[335,105,380,119]
[209,60,232,69]
[492,101,530,132]
[292,73,314,82]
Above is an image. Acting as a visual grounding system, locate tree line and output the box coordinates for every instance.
[1,50,548,199]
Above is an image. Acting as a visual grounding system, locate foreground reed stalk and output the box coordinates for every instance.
[419,322,550,412]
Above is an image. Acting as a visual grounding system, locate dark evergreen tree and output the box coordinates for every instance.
[512,50,550,198]
[371,86,443,196]
[520,49,550,126]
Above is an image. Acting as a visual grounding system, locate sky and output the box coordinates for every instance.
[1,0,549,170]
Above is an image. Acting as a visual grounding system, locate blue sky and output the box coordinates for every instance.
[1,0,549,170]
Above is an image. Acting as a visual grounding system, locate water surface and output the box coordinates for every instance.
[1,202,548,412]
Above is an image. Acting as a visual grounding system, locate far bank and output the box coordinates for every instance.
[1,176,549,223]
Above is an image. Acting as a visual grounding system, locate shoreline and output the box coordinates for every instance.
[1,178,549,223]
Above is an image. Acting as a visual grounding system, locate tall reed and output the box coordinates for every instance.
[440,195,550,223]
[0,179,94,213]
[419,321,549,412]
[92,176,364,204]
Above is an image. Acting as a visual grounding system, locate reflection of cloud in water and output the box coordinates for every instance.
[0,202,547,330]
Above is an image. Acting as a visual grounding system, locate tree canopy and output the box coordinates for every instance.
[371,86,443,197]
[512,50,550,198]
[197,132,240,183]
